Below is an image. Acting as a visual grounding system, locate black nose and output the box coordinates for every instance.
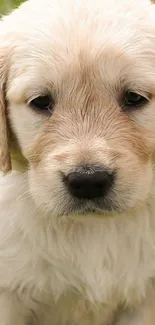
[65,167,114,200]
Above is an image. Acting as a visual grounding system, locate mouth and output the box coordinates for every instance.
[66,207,117,220]
[61,197,119,219]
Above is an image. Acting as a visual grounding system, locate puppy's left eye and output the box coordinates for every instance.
[123,91,148,109]
[30,95,54,113]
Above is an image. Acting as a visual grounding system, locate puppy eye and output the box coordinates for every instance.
[30,95,54,112]
[123,91,148,109]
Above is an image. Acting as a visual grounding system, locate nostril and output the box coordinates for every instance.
[74,184,81,190]
[64,167,114,200]
[70,180,82,191]
[96,182,103,189]
[95,182,103,188]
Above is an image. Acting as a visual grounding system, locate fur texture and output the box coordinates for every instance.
[0,0,155,324]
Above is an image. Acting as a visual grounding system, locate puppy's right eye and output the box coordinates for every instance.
[30,95,54,113]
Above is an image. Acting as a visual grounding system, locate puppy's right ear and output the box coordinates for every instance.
[0,46,11,174]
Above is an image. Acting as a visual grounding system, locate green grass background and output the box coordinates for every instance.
[0,0,155,14]
[0,0,23,14]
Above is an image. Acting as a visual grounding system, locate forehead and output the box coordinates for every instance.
[6,0,155,101]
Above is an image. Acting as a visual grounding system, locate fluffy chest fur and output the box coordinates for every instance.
[0,172,155,325]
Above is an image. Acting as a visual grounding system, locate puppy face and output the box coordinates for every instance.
[1,0,155,217]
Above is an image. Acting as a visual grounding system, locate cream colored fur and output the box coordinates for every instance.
[0,0,155,324]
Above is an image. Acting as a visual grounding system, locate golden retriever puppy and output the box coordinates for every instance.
[0,0,155,324]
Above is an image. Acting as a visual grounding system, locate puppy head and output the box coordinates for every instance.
[1,0,155,218]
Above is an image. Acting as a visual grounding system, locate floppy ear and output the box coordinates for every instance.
[0,48,11,174]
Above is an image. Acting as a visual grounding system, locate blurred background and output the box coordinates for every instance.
[0,0,154,15]
[0,0,24,15]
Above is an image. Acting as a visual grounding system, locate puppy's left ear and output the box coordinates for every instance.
[0,46,11,174]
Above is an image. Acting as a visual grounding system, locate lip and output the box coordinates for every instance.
[63,200,117,217]
[73,197,117,213]
[66,209,116,221]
